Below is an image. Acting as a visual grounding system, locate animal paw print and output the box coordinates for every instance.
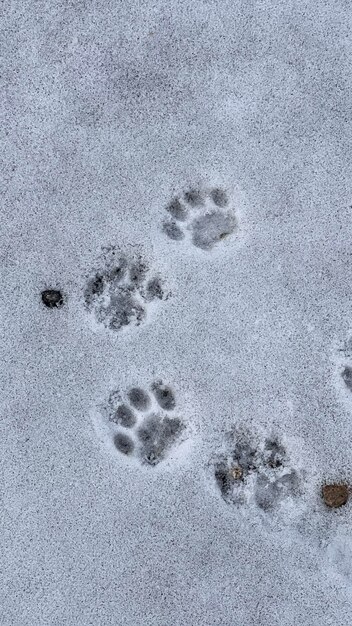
[213,429,301,512]
[333,336,352,400]
[162,186,237,250]
[326,525,352,584]
[84,246,165,332]
[338,337,352,393]
[341,366,352,393]
[103,381,186,466]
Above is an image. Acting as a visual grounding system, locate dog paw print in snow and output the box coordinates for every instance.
[162,186,238,250]
[84,246,166,332]
[341,365,352,393]
[213,429,302,513]
[99,381,187,466]
[326,525,352,585]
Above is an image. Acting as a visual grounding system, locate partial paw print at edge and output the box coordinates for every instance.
[332,335,352,405]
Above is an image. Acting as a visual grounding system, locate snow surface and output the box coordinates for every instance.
[1,0,352,624]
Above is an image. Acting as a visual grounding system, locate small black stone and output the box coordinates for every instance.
[41,289,64,309]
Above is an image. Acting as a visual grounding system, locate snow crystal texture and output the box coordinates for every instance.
[1,1,352,624]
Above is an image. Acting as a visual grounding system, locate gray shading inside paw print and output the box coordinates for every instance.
[146,277,164,301]
[254,474,279,511]
[84,249,165,332]
[213,431,300,512]
[262,438,286,469]
[341,366,352,391]
[129,259,148,286]
[214,432,258,503]
[214,463,237,500]
[127,387,151,412]
[210,188,229,208]
[162,186,237,250]
[232,437,258,474]
[109,289,146,330]
[166,198,189,221]
[162,220,185,241]
[85,273,105,305]
[191,211,236,250]
[106,391,137,428]
[114,432,135,455]
[184,189,204,207]
[137,414,184,466]
[255,470,300,511]
[151,380,176,411]
[110,404,137,428]
[105,381,185,466]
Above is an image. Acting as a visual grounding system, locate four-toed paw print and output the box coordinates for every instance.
[162,186,238,250]
[84,246,165,332]
[100,381,186,466]
[213,428,301,513]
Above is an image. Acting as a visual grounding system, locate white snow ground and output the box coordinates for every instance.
[1,1,352,624]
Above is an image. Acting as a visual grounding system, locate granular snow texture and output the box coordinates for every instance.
[1,1,352,625]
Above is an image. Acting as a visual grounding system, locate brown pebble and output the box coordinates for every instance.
[322,484,349,508]
[230,466,243,480]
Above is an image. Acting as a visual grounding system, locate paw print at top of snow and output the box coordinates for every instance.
[162,186,237,251]
[84,246,165,332]
[99,380,187,467]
